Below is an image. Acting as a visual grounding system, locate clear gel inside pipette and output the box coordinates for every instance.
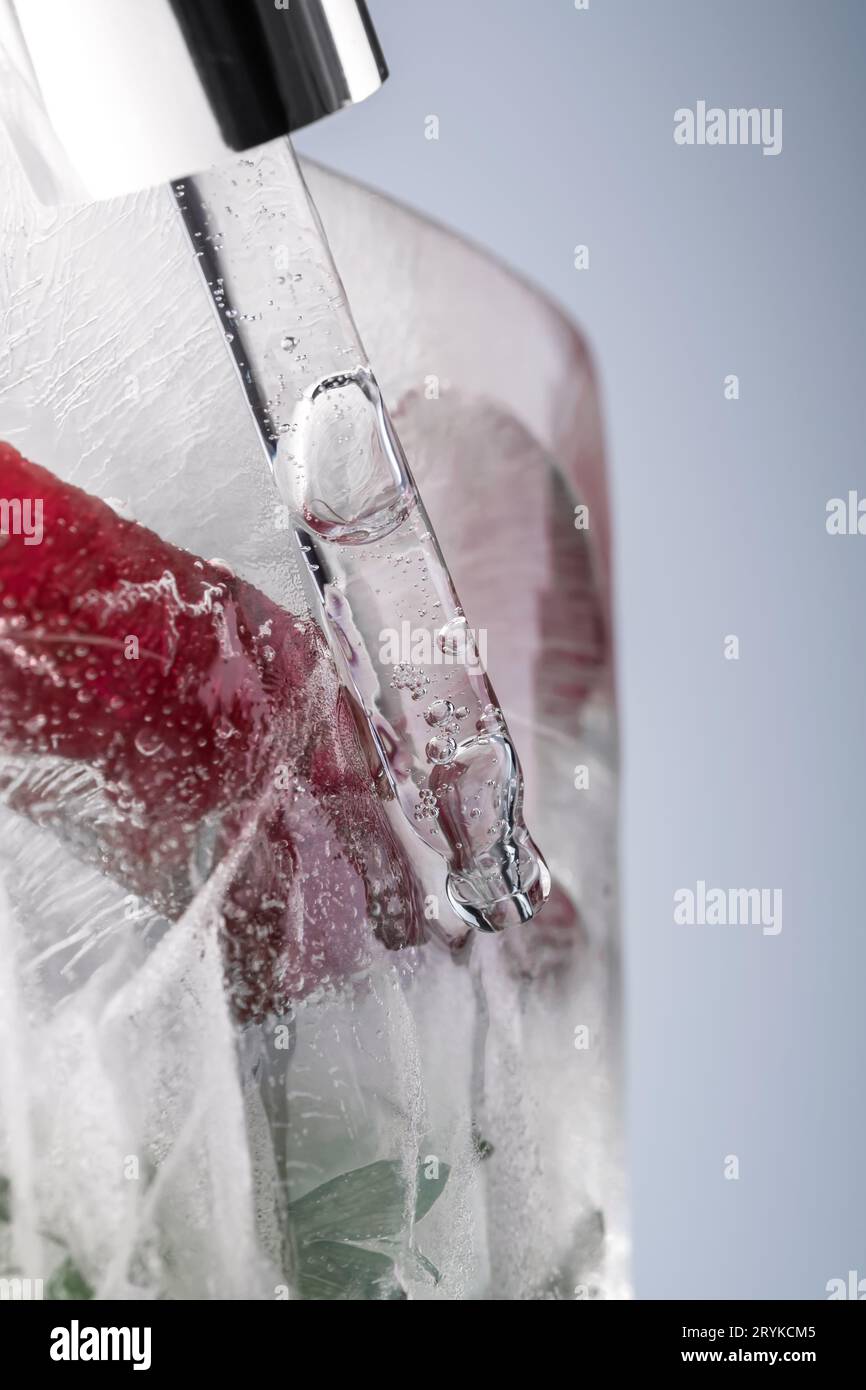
[174,141,550,931]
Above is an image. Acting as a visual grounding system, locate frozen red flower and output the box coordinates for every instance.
[0,442,422,1019]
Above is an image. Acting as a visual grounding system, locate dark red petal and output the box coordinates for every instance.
[0,442,422,1018]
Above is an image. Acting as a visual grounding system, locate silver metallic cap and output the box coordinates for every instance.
[3,0,388,200]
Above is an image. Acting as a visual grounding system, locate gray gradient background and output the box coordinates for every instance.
[297,0,866,1298]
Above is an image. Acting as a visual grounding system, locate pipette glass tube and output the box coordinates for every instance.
[173,137,549,931]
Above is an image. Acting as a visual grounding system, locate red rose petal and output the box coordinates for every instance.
[0,442,422,1018]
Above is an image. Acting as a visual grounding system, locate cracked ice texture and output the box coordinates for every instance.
[0,69,626,1298]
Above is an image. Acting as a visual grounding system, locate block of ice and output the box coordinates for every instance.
[0,61,625,1297]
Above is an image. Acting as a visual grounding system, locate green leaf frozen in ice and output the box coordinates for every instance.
[288,1156,449,1299]
[296,1240,407,1301]
[415,1161,450,1223]
[0,1174,92,1298]
[45,1256,94,1301]
[290,1158,449,1244]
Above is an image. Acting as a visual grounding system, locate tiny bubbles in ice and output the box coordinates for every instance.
[134,729,164,757]
[476,704,504,734]
[425,734,457,765]
[424,698,454,726]
[436,615,471,658]
[414,787,440,821]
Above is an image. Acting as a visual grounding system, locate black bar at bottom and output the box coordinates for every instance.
[0,1296,862,1373]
